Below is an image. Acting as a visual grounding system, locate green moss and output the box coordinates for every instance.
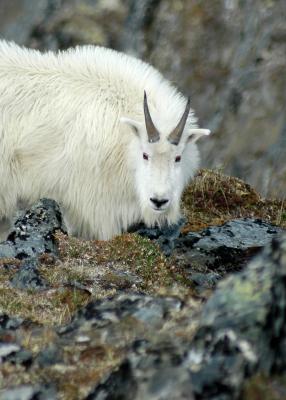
[281,212,286,221]
[55,231,181,292]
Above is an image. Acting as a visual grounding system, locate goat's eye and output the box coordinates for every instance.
[143,152,149,161]
[175,155,181,163]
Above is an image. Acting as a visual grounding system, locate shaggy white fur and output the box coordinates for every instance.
[0,40,210,240]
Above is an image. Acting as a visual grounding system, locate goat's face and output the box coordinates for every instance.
[122,93,210,226]
[133,139,190,223]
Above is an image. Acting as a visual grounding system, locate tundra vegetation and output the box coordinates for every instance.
[0,169,285,399]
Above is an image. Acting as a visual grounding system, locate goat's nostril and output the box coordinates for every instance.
[150,198,169,208]
[160,199,169,206]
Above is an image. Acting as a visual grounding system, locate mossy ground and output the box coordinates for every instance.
[0,168,284,319]
[0,169,285,399]
[1,169,284,325]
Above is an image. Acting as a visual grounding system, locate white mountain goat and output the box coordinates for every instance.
[0,40,210,240]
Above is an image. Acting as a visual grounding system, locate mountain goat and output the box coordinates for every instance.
[0,40,210,240]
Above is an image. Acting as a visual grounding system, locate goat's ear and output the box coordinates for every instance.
[120,117,142,137]
[187,128,211,143]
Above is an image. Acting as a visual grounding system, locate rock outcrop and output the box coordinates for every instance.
[0,197,285,399]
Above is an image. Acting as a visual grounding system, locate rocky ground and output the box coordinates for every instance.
[0,170,285,399]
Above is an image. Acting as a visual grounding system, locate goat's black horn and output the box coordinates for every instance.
[168,97,191,145]
[144,91,160,143]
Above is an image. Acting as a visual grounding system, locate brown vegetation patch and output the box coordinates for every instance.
[182,169,286,233]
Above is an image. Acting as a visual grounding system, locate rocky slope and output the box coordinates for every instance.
[0,170,285,399]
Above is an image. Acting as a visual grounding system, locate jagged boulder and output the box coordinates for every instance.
[0,198,65,289]
[188,233,286,399]
[86,233,286,400]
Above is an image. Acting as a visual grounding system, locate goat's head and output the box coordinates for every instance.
[121,92,210,226]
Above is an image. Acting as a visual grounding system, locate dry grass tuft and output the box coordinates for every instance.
[182,169,286,232]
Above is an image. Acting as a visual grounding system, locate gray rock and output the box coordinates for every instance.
[0,314,24,330]
[11,259,47,290]
[0,343,32,366]
[130,217,185,255]
[59,292,182,335]
[174,218,283,276]
[36,344,62,367]
[0,199,65,290]
[187,233,286,399]
[86,233,286,400]
[0,385,56,400]
[0,198,64,260]
[86,340,193,400]
[6,349,33,367]
[120,0,162,57]
[188,272,221,291]
[0,0,54,45]
[0,242,17,258]
[0,343,20,360]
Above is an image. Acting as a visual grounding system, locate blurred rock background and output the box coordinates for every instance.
[0,0,285,197]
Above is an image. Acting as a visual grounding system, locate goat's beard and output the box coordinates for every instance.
[140,199,181,228]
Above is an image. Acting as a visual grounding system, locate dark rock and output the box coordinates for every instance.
[59,292,182,335]
[86,340,194,400]
[187,233,286,400]
[36,345,62,367]
[188,272,221,291]
[11,259,47,290]
[0,384,57,400]
[86,233,286,400]
[0,198,64,260]
[0,199,65,289]
[0,343,20,361]
[0,343,32,366]
[130,217,186,255]
[174,218,283,276]
[6,348,33,367]
[86,359,137,400]
[0,314,24,331]
[7,198,65,256]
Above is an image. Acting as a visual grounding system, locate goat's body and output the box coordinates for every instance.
[0,41,200,240]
